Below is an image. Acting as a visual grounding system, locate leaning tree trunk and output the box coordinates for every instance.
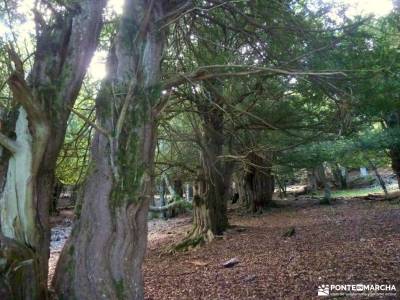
[53,1,166,298]
[0,2,106,299]
[240,152,274,213]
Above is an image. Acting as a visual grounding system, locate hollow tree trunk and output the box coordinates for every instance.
[53,1,166,298]
[241,152,274,212]
[0,2,106,298]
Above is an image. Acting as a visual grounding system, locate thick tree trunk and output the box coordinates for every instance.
[386,111,400,189]
[316,164,331,202]
[176,170,230,251]
[0,108,50,299]
[159,179,167,219]
[191,177,217,242]
[173,178,184,198]
[53,129,153,299]
[240,152,274,212]
[307,169,318,192]
[186,184,193,201]
[162,174,182,217]
[390,147,400,189]
[276,176,287,199]
[194,170,229,238]
[51,180,64,215]
[185,83,233,244]
[0,2,106,298]
[54,1,165,298]
[333,164,348,189]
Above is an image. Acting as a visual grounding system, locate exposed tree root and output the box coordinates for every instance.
[170,226,214,253]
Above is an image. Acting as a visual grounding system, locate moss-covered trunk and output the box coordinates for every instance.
[53,1,165,298]
[52,127,153,299]
[0,2,106,298]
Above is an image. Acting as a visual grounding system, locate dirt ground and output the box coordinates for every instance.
[144,198,400,299]
[48,197,400,299]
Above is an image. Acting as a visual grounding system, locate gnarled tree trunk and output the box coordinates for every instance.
[0,2,106,298]
[239,152,274,212]
[190,167,230,242]
[181,83,233,246]
[53,1,166,298]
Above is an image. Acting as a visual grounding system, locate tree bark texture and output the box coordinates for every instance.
[188,83,234,242]
[387,111,400,189]
[239,152,274,212]
[53,1,166,299]
[0,1,106,298]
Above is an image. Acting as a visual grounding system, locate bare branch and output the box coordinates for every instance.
[7,73,43,122]
[5,44,24,74]
[162,64,347,90]
[67,105,110,138]
[149,199,188,212]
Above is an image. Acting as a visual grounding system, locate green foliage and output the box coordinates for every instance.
[55,80,98,185]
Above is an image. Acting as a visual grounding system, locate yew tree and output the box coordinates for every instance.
[0,0,107,298]
[53,0,191,298]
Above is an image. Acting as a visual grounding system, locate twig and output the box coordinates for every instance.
[67,105,110,138]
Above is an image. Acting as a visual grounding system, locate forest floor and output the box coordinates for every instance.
[144,197,400,299]
[48,195,400,299]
